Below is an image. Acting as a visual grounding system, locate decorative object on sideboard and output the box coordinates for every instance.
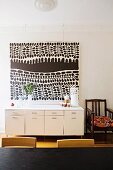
[61,94,70,107]
[64,94,70,104]
[61,102,70,107]
[70,87,79,107]
[11,102,14,107]
[23,83,36,101]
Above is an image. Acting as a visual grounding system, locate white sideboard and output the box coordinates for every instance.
[5,105,84,136]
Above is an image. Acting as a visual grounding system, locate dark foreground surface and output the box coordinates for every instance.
[0,148,113,170]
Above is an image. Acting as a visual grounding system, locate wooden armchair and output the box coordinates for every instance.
[85,99,113,138]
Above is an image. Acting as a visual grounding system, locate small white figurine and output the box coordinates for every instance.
[64,94,70,104]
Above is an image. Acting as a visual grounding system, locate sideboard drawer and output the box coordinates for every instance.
[25,110,44,116]
[5,109,25,116]
[45,110,64,116]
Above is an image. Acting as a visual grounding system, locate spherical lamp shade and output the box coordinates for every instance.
[35,0,57,11]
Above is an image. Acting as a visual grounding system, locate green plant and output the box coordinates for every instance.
[24,83,36,95]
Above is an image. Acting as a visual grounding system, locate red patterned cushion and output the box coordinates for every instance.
[110,121,113,127]
[94,116,111,127]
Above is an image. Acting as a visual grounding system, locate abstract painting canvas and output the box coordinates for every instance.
[10,42,79,100]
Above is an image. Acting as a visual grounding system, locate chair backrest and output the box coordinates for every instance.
[57,139,94,148]
[85,99,107,116]
[2,137,36,148]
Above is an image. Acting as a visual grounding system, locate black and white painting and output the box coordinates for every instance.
[10,42,79,100]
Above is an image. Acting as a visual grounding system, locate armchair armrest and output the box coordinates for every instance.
[107,108,113,114]
[86,108,95,117]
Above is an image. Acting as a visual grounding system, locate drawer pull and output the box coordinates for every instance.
[32,118,37,119]
[72,118,76,119]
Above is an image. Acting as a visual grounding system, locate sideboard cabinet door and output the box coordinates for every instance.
[64,111,84,135]
[5,110,25,135]
[25,110,44,135]
[45,111,64,135]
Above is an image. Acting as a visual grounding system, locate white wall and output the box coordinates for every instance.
[0,0,113,133]
[0,0,113,25]
[0,25,113,133]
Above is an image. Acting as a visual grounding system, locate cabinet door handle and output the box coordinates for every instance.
[12,112,18,114]
[32,118,37,119]
[12,116,18,119]
[12,113,20,116]
[32,112,37,114]
[72,112,76,114]
[51,112,57,114]
[52,117,57,119]
[72,117,76,119]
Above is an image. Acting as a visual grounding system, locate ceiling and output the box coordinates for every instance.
[0,0,113,25]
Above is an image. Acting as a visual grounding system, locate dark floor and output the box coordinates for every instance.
[85,133,113,144]
[35,133,113,144]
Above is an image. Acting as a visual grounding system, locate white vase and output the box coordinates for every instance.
[28,94,32,101]
[70,87,79,107]
[27,94,32,106]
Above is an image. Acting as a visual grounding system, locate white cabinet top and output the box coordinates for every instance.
[6,105,84,111]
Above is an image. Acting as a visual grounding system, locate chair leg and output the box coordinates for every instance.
[86,124,87,134]
[91,131,94,139]
[104,131,107,143]
[91,126,94,139]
